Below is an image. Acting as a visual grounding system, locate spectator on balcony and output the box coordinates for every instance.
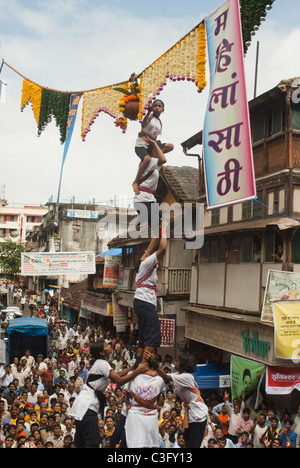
[253,242,261,263]
[272,244,283,263]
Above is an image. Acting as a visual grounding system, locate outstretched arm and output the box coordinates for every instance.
[109,361,148,386]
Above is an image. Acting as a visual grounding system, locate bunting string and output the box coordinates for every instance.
[0,0,276,144]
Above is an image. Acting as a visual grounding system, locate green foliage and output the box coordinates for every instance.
[113,87,132,96]
[38,89,71,144]
[240,0,276,53]
[0,240,25,277]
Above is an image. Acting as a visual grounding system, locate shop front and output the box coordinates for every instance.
[183,306,300,412]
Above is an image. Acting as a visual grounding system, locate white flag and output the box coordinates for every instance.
[0,80,7,103]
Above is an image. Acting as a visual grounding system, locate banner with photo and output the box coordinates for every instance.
[203,0,256,210]
[261,270,300,323]
[273,301,300,360]
[231,355,265,401]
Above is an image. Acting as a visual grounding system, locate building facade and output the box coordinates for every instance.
[0,200,47,244]
[181,78,300,410]
[104,166,200,359]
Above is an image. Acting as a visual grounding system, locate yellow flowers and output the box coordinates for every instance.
[81,22,207,139]
[197,23,207,90]
[21,79,42,125]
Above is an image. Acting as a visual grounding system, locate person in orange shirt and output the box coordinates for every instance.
[218,405,230,436]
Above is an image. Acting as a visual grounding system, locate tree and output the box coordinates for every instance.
[0,240,25,277]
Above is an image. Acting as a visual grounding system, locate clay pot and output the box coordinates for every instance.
[123,99,139,120]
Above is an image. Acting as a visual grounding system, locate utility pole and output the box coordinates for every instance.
[254,41,260,99]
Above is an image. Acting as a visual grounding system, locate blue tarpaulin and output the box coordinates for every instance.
[8,318,48,337]
[97,248,122,258]
[193,363,231,389]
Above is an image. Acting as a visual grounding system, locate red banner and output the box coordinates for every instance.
[266,366,300,395]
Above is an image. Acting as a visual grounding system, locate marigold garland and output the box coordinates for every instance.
[38,89,72,144]
[21,79,71,144]
[135,22,207,123]
[81,23,207,136]
[11,2,275,143]
[21,79,42,125]
[81,83,128,140]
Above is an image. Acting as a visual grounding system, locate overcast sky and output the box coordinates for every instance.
[0,0,298,208]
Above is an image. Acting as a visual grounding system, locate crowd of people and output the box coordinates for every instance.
[0,302,299,448]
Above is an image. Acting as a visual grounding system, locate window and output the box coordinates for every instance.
[253,193,263,218]
[291,102,300,130]
[200,239,209,263]
[200,237,226,264]
[242,194,263,220]
[273,190,279,213]
[211,209,220,226]
[270,104,282,136]
[242,201,252,220]
[252,112,265,142]
[292,230,300,264]
[241,234,253,263]
[210,237,219,263]
[122,247,134,268]
[8,215,18,222]
[265,231,284,263]
[228,236,240,264]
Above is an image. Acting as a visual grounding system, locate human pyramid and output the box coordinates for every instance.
[69,100,209,448]
[0,101,208,449]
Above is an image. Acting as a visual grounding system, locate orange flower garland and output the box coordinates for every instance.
[21,79,42,125]
[137,22,207,121]
[81,22,207,138]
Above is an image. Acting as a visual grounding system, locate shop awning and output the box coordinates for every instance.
[97,248,122,258]
[8,318,48,337]
[193,363,231,389]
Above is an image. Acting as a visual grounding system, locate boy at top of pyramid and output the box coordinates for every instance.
[132,99,174,195]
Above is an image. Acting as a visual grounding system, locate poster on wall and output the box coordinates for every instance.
[112,293,128,331]
[159,317,176,347]
[273,301,300,360]
[117,268,132,290]
[261,270,300,322]
[203,0,256,210]
[231,355,265,401]
[103,255,121,288]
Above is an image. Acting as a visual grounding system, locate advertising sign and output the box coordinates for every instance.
[261,270,300,322]
[231,355,265,401]
[103,255,121,288]
[21,251,95,276]
[203,0,256,209]
[273,302,300,360]
[266,366,300,395]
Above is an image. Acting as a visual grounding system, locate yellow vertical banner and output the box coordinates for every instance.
[273,302,300,360]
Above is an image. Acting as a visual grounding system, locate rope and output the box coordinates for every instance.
[254,199,300,224]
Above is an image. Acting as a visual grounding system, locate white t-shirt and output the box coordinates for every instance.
[134,158,162,204]
[134,252,158,306]
[252,425,267,449]
[135,116,162,148]
[69,359,111,421]
[171,373,208,423]
[125,373,165,448]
